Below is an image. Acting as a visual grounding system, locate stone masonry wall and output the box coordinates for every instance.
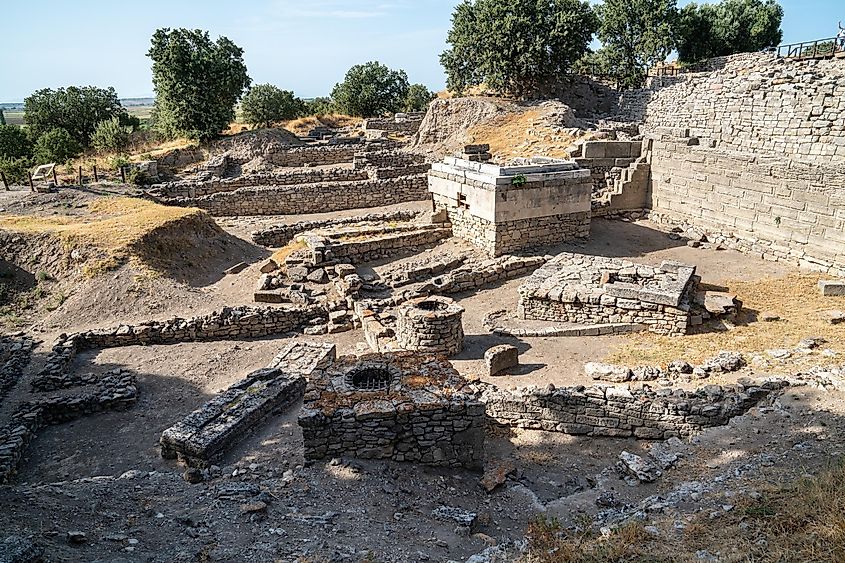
[630,53,845,163]
[165,175,430,217]
[648,132,845,275]
[150,169,370,198]
[482,381,784,439]
[251,210,421,247]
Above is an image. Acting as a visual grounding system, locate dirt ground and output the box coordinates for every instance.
[2,190,843,562]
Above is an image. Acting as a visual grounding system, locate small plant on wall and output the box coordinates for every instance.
[512,174,527,187]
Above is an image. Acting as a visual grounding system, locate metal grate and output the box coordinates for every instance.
[347,368,392,391]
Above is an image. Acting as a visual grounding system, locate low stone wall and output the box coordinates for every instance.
[362,115,424,135]
[0,369,138,483]
[161,342,335,467]
[149,168,370,198]
[32,305,327,390]
[482,381,784,439]
[371,163,431,180]
[0,336,34,403]
[324,226,452,265]
[299,352,485,469]
[165,175,430,217]
[353,150,425,169]
[251,210,421,247]
[518,253,698,336]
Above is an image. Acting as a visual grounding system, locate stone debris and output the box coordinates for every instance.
[617,451,662,483]
[431,506,477,527]
[479,460,517,493]
[484,345,519,376]
[584,362,632,383]
[701,351,745,373]
[0,535,43,563]
[224,262,249,275]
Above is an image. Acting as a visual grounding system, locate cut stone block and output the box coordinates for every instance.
[819,280,845,296]
[484,345,519,376]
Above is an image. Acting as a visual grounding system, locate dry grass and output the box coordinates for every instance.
[0,197,206,274]
[466,109,583,160]
[281,114,361,136]
[608,274,845,369]
[270,239,307,270]
[522,462,845,562]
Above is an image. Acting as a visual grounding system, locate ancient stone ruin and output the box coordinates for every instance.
[299,351,485,469]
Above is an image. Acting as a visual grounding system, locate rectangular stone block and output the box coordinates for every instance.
[819,280,845,296]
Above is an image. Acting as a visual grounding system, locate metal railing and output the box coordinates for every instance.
[777,37,845,60]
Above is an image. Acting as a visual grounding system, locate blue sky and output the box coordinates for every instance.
[1,0,842,102]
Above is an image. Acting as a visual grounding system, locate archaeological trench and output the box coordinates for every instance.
[2,53,845,562]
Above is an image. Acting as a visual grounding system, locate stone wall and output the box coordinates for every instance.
[629,53,845,163]
[150,168,370,198]
[395,296,464,355]
[163,175,430,217]
[363,114,425,135]
[648,132,845,275]
[251,210,421,247]
[482,381,784,439]
[0,336,34,404]
[353,150,425,169]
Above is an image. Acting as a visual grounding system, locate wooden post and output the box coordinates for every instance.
[120,166,126,183]
[27,172,34,192]
[78,166,83,186]
[1,171,8,191]
[93,165,98,183]
[52,168,58,186]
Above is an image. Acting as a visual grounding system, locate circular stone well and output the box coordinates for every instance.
[396,296,464,355]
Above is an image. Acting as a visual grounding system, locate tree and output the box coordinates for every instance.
[596,0,677,89]
[331,62,410,117]
[304,97,335,116]
[24,86,130,146]
[675,0,783,63]
[240,84,306,128]
[91,116,133,154]
[148,28,251,140]
[403,84,435,112]
[441,0,598,97]
[33,128,81,164]
[0,125,32,159]
[0,109,5,126]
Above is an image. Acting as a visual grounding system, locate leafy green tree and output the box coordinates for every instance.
[91,116,133,154]
[675,0,783,63]
[24,86,130,146]
[0,157,32,185]
[240,84,306,128]
[331,62,410,117]
[304,97,335,116]
[33,128,81,164]
[403,84,435,112]
[0,125,32,159]
[0,109,5,126]
[441,0,598,97]
[596,0,677,89]
[148,28,251,140]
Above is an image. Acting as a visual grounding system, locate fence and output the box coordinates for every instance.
[777,37,845,60]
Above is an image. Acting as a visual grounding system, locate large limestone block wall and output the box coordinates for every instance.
[648,132,845,275]
[629,53,845,164]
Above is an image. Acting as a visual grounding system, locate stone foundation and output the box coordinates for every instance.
[251,210,421,248]
[299,352,485,469]
[428,157,592,256]
[396,296,464,356]
[518,253,698,336]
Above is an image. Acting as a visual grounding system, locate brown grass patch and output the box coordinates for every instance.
[0,197,207,274]
[608,274,845,369]
[467,109,583,160]
[281,114,361,136]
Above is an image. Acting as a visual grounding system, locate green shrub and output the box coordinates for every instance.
[0,125,32,159]
[403,84,435,113]
[304,97,335,116]
[0,156,33,185]
[33,128,82,164]
[331,62,410,117]
[125,166,150,186]
[240,84,306,128]
[91,116,133,154]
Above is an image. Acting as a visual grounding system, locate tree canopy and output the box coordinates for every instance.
[33,128,81,164]
[440,0,598,97]
[403,84,436,112]
[23,86,129,146]
[595,0,677,89]
[331,62,410,117]
[148,28,251,140]
[240,84,306,128]
[0,125,31,160]
[676,0,783,63]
